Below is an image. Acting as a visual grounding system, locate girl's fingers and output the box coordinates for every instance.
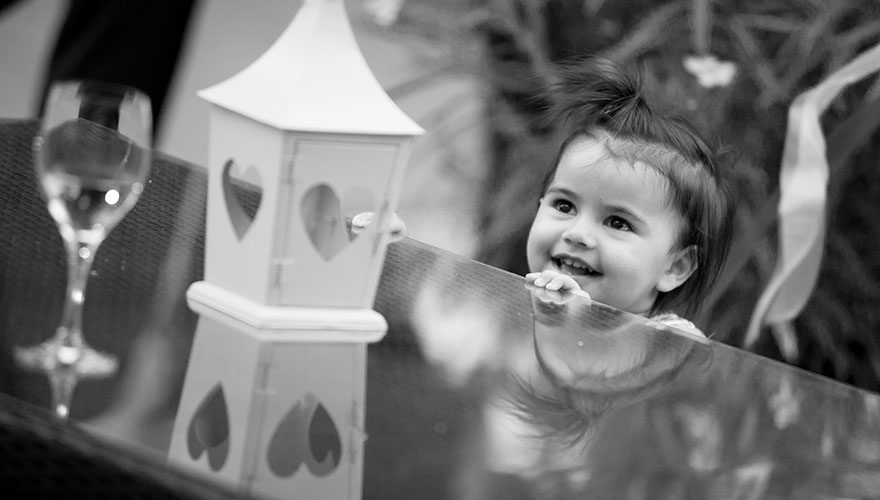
[547,275,577,291]
[545,276,563,291]
[526,271,572,289]
[528,272,549,287]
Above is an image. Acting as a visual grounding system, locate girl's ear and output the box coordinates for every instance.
[657,245,697,293]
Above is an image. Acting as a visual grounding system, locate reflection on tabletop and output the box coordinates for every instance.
[375,239,880,500]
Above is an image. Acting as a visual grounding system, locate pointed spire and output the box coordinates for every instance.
[199,0,423,136]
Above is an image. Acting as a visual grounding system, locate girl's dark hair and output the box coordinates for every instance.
[540,57,734,318]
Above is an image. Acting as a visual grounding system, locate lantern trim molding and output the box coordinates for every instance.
[187,282,388,343]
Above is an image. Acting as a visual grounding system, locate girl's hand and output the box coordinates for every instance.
[525,270,592,305]
[525,270,582,292]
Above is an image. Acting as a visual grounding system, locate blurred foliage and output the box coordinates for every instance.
[376,0,880,391]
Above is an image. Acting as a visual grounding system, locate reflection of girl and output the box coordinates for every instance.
[525,57,734,333]
[510,296,713,446]
[462,296,714,500]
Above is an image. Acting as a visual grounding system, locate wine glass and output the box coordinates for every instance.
[15,80,152,419]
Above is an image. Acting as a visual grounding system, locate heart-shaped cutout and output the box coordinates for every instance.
[267,392,341,478]
[187,383,230,471]
[267,398,309,477]
[222,159,262,240]
[307,402,342,476]
[302,183,376,261]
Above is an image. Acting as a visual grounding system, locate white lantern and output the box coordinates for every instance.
[168,1,422,498]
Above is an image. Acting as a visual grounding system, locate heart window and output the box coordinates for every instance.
[221,159,262,240]
[300,183,375,261]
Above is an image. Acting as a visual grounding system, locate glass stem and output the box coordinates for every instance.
[49,368,77,420]
[54,239,98,354]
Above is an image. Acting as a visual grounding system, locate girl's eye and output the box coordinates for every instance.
[552,199,575,214]
[606,216,633,232]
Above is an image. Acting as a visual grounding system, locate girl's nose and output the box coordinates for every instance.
[562,223,598,248]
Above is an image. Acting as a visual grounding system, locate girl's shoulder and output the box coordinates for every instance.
[649,313,707,339]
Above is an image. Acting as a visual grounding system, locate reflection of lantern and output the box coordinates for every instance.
[167,0,422,498]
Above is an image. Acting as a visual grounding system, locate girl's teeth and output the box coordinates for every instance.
[562,257,585,269]
[558,257,591,276]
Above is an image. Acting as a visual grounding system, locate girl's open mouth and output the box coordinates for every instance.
[554,256,601,276]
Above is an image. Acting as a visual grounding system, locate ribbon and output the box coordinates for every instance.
[745,41,880,355]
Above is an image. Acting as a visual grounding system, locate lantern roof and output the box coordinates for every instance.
[199,0,423,137]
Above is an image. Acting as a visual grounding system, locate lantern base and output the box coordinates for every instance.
[169,280,384,499]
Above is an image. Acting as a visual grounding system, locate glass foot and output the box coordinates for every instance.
[15,342,118,419]
[14,341,118,378]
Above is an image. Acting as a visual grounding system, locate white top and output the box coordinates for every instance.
[199,0,423,137]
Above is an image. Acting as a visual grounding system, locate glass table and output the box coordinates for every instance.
[2,119,880,499]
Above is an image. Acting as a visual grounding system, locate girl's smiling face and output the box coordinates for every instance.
[526,135,696,316]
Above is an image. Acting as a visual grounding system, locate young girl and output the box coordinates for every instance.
[525,57,734,334]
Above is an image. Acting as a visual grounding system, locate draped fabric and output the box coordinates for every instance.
[745,41,880,356]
